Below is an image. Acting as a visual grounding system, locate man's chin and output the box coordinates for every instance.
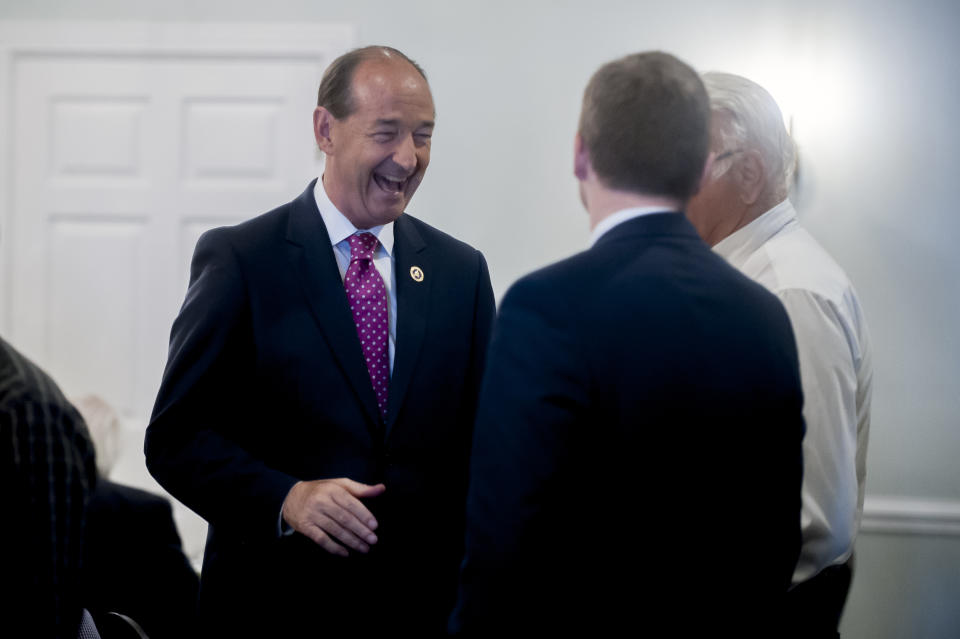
[383,194,408,215]
[368,192,409,219]
[368,204,406,226]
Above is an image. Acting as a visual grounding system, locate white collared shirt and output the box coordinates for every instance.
[589,207,675,246]
[714,199,873,586]
[313,178,397,372]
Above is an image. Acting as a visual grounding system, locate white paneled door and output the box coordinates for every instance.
[2,23,353,419]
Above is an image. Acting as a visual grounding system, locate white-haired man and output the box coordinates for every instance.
[687,72,873,638]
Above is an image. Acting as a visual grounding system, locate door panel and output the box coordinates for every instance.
[9,41,346,417]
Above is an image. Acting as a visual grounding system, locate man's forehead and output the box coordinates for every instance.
[373,117,435,128]
[348,60,435,120]
[353,59,429,95]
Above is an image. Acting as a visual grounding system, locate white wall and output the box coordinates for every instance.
[2,1,958,636]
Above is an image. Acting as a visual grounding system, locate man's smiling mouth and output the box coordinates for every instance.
[373,173,407,194]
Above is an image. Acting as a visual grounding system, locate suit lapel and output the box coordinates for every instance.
[285,183,383,431]
[386,214,430,437]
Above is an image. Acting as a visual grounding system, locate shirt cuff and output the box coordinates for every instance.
[278,509,295,537]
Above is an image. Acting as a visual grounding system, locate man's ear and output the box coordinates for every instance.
[573,132,590,181]
[313,106,336,154]
[737,150,766,205]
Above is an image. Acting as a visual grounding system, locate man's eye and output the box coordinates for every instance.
[373,132,395,142]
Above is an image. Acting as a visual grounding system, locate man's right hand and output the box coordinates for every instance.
[281,478,386,557]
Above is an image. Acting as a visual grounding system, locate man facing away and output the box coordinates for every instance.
[145,46,495,636]
[450,51,806,636]
[686,72,873,638]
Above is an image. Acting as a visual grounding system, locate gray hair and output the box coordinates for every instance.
[72,394,121,477]
[702,72,796,200]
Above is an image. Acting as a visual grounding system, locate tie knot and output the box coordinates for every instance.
[348,232,379,261]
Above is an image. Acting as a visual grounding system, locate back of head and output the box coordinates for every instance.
[317,45,428,119]
[579,51,710,201]
[701,72,796,200]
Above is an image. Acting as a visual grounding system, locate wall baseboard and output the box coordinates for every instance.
[860,496,960,536]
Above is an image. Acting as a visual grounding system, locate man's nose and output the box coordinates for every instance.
[393,134,418,172]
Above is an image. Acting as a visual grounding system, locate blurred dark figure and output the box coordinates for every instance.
[1,336,98,638]
[74,394,199,639]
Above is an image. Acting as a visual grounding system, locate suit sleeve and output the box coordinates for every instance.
[450,275,589,634]
[145,230,298,541]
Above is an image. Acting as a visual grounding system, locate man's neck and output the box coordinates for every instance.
[586,187,682,230]
[706,192,783,247]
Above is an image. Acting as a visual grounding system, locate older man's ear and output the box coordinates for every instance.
[735,149,766,206]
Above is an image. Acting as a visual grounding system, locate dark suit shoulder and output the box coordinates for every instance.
[89,479,173,517]
[512,215,788,317]
[198,193,488,272]
[87,479,180,545]
[0,338,68,408]
[497,217,800,392]
[183,190,317,305]
[497,242,613,314]
[398,214,484,261]
[500,212,698,290]
[514,246,596,285]
[195,197,297,257]
[0,338,96,467]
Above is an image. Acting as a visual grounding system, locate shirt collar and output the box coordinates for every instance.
[313,176,395,256]
[712,199,797,268]
[589,207,675,246]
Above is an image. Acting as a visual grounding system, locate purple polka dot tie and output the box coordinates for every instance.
[345,233,390,420]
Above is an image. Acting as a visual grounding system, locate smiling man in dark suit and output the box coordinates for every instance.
[145,45,495,636]
[450,51,805,636]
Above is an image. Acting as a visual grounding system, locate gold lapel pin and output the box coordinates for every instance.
[410,266,424,282]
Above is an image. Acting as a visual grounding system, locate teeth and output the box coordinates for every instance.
[375,173,405,193]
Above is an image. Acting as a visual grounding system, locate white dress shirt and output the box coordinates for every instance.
[314,177,397,372]
[713,199,873,585]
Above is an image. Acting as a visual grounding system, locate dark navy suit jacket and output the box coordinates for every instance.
[451,212,804,636]
[82,479,199,638]
[145,181,495,635]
